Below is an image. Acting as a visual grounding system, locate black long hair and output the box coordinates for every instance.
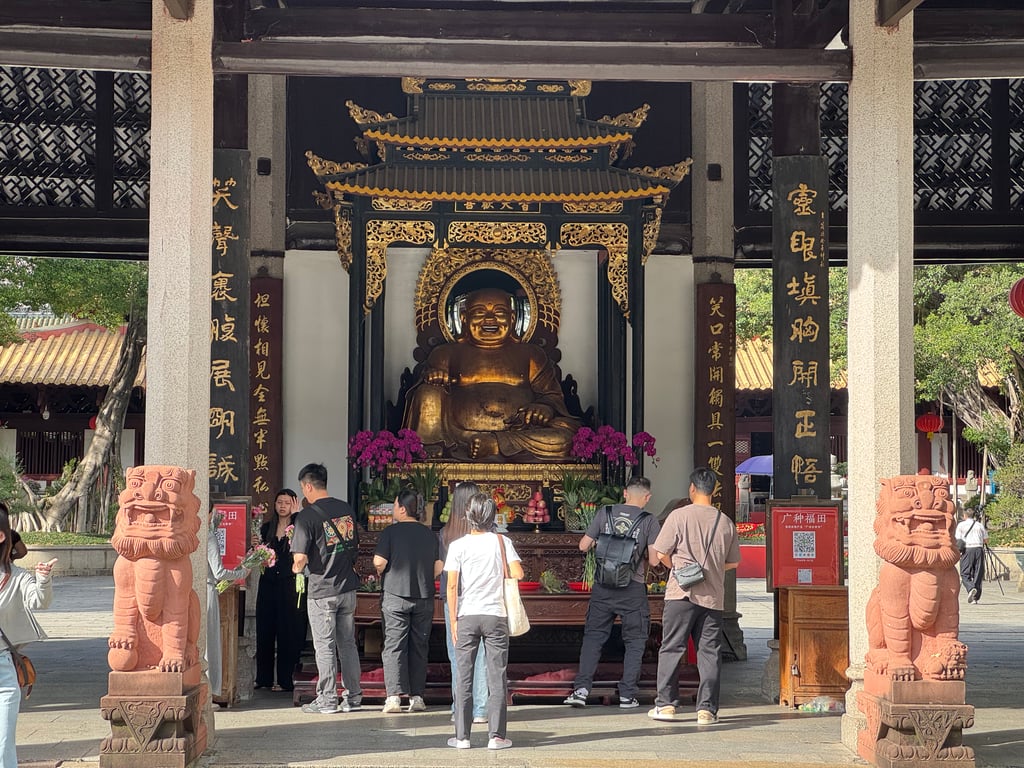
[441,481,480,547]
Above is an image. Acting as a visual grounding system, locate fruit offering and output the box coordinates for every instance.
[524,490,550,525]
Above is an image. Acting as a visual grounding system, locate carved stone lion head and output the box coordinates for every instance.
[874,474,959,569]
[112,466,201,561]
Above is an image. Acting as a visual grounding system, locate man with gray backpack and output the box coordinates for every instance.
[564,476,661,709]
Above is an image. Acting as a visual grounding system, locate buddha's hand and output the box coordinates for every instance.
[515,403,554,426]
[423,366,452,386]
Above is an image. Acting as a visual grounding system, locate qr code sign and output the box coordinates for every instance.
[797,568,813,584]
[792,531,816,560]
[214,526,227,556]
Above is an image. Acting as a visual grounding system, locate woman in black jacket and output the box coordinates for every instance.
[253,489,308,692]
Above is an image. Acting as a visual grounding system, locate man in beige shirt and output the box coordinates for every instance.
[649,467,739,725]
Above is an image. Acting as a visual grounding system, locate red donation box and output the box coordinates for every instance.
[766,500,844,589]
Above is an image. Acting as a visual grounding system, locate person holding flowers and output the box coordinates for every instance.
[206,513,250,698]
[253,489,308,693]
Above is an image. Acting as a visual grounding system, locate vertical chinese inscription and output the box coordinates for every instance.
[772,157,830,499]
[248,276,283,513]
[694,283,736,519]
[210,150,251,497]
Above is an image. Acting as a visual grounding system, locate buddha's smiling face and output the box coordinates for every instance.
[463,289,514,348]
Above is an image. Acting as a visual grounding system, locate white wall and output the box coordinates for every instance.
[283,250,350,491]
[643,253,695,515]
[85,428,137,472]
[0,429,15,460]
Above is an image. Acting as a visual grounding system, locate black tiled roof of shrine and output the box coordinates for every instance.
[366,95,634,149]
[322,164,671,202]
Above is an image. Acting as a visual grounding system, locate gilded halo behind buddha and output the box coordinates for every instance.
[402,249,580,461]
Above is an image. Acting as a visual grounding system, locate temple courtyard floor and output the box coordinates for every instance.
[18,574,1023,768]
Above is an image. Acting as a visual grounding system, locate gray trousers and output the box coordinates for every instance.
[308,590,362,706]
[454,614,509,741]
[381,592,433,697]
[655,598,723,714]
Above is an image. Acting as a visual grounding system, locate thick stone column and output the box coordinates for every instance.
[842,3,917,751]
[145,0,214,734]
[691,82,745,661]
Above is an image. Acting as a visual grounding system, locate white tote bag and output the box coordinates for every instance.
[498,535,531,637]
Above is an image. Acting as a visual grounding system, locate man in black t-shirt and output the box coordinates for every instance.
[564,476,661,710]
[373,488,443,713]
[291,463,363,714]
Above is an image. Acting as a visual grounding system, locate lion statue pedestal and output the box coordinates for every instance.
[856,474,974,768]
[100,466,207,768]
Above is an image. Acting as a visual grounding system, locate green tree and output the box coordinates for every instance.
[736,264,1024,470]
[0,257,147,531]
[735,267,848,386]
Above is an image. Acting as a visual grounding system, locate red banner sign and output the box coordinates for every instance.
[767,501,843,589]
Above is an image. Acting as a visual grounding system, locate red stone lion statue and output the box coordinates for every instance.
[865,474,967,685]
[108,466,202,673]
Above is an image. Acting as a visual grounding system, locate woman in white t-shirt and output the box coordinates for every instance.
[443,494,523,751]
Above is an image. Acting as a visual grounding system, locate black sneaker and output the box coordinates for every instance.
[564,688,588,707]
[619,697,640,709]
[340,699,361,712]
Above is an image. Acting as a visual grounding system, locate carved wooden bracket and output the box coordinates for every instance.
[164,0,195,21]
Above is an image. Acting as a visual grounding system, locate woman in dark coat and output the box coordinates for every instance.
[253,488,308,692]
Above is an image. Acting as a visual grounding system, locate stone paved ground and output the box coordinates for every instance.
[17,574,1024,768]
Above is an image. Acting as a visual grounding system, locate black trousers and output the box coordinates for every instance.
[960,547,985,600]
[572,581,650,700]
[255,572,308,689]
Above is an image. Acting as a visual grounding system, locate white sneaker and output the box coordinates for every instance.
[447,737,471,749]
[488,737,513,750]
[381,696,403,713]
[407,695,426,712]
[697,709,719,725]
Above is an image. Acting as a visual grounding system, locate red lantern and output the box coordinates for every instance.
[915,414,944,439]
[1010,278,1024,318]
[88,416,97,430]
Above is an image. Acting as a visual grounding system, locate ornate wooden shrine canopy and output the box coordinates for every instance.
[305,77,690,448]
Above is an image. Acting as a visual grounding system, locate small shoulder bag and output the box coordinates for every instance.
[673,511,722,589]
[0,625,36,697]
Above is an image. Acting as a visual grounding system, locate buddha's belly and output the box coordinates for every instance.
[450,383,535,431]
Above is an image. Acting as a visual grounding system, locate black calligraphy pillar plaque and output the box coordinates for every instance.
[694,281,737,519]
[772,156,830,500]
[210,149,250,497]
[249,275,283,512]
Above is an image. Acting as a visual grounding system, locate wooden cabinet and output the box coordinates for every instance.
[778,586,850,707]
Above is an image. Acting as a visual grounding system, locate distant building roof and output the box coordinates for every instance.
[0,320,146,388]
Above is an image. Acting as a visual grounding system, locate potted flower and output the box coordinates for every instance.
[736,522,767,579]
[570,426,658,491]
[348,429,425,530]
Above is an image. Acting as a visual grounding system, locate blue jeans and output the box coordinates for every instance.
[0,650,20,768]
[444,602,487,718]
[307,591,362,706]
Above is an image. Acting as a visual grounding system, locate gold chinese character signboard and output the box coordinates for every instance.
[694,282,736,519]
[210,149,250,497]
[249,276,283,512]
[772,156,830,499]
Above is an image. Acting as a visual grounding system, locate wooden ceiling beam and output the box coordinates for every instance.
[878,0,927,28]
[214,39,852,82]
[245,7,773,46]
[915,10,1024,44]
[0,0,150,31]
[0,29,150,72]
[915,42,1024,79]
